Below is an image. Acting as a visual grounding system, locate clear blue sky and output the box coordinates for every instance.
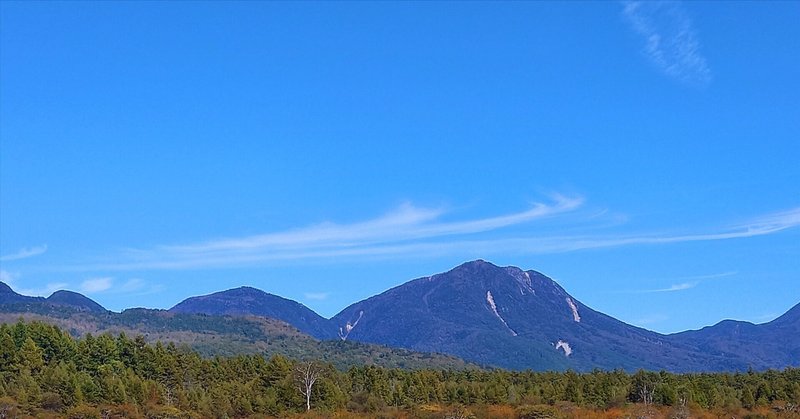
[1,2,798,334]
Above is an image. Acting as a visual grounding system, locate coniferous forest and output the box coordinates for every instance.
[1,321,799,418]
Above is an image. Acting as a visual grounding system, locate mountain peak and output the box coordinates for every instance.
[169,285,334,339]
[47,290,107,313]
[222,286,268,296]
[446,259,506,277]
[456,259,495,269]
[448,260,540,290]
[233,285,261,291]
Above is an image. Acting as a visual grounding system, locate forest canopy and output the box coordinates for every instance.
[1,321,799,418]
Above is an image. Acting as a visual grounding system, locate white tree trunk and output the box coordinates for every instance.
[296,361,320,411]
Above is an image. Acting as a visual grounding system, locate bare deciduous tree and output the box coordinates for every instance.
[639,383,653,406]
[295,360,322,411]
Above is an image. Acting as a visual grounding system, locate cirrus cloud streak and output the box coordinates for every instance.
[622,1,711,85]
[59,202,800,272]
[0,245,48,261]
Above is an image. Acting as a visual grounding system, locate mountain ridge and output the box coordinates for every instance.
[168,284,335,339]
[2,259,798,371]
[0,283,108,312]
[46,290,107,313]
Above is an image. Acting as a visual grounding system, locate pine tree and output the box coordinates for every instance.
[0,331,17,373]
[19,337,44,374]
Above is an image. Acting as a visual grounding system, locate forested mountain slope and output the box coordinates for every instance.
[0,286,475,371]
[331,260,798,371]
[3,260,798,372]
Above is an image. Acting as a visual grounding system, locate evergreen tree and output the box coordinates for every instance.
[19,337,45,374]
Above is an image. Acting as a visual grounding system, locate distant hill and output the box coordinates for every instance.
[669,302,800,370]
[169,286,335,339]
[0,282,107,313]
[46,290,107,313]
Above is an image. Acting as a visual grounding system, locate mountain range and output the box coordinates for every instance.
[0,282,473,371]
[2,260,798,372]
[0,281,106,313]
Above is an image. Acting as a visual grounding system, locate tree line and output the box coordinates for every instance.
[1,320,799,418]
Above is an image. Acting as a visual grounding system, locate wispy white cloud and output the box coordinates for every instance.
[138,283,165,296]
[80,277,113,293]
[109,278,164,296]
[119,278,146,292]
[622,1,711,85]
[616,271,737,294]
[0,245,48,261]
[642,281,698,293]
[55,203,800,272]
[490,207,800,254]
[79,195,583,271]
[162,195,582,255]
[304,292,329,301]
[731,207,800,235]
[676,271,738,281]
[342,206,799,259]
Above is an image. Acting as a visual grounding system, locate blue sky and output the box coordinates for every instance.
[1,1,798,334]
